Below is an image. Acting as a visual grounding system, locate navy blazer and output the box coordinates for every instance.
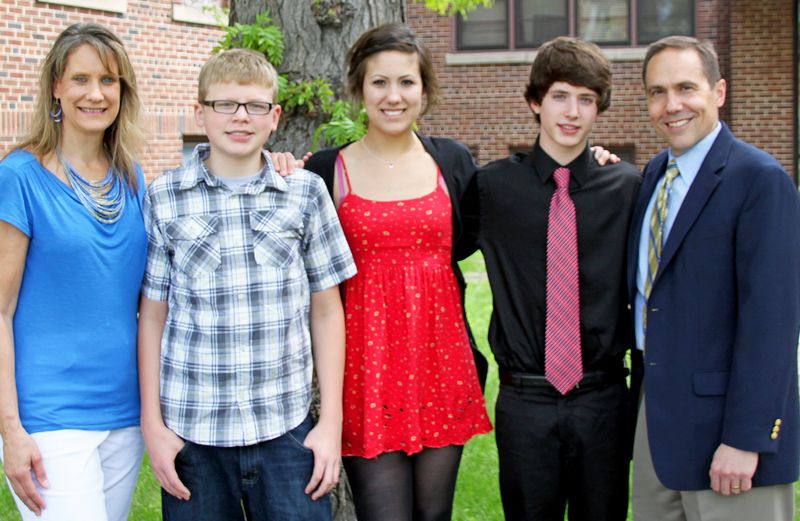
[627,123,800,490]
[304,135,488,388]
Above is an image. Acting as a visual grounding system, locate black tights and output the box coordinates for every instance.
[343,445,464,521]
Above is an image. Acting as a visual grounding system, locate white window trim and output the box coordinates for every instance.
[172,4,222,26]
[445,47,646,66]
[38,0,126,14]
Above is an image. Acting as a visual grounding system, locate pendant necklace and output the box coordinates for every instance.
[57,148,126,224]
[360,137,417,169]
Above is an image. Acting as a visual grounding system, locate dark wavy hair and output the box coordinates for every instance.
[524,36,612,123]
[345,23,439,116]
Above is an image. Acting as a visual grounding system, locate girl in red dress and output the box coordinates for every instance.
[305,23,491,521]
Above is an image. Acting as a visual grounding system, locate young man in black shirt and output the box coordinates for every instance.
[462,37,640,521]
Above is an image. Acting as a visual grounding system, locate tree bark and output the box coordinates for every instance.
[227,6,406,518]
[230,0,406,155]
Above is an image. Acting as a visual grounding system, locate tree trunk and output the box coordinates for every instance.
[228,6,406,518]
[230,0,407,156]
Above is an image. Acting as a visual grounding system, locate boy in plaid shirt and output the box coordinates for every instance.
[138,49,356,520]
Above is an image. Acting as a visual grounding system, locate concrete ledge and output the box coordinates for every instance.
[38,0,126,14]
[172,4,222,26]
[445,46,647,66]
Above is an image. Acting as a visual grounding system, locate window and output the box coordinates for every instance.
[173,0,229,26]
[182,136,208,165]
[38,0,127,13]
[601,144,636,164]
[456,0,693,50]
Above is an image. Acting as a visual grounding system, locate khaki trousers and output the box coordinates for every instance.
[632,396,794,521]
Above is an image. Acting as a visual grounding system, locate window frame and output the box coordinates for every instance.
[513,0,570,49]
[635,0,695,45]
[575,0,632,46]
[455,0,695,52]
[456,0,510,51]
[172,0,228,26]
[37,0,126,14]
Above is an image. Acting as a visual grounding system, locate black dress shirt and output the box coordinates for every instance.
[462,142,641,374]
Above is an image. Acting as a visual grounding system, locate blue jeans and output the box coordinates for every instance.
[162,414,331,521]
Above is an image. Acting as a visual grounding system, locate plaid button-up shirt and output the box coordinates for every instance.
[142,145,356,447]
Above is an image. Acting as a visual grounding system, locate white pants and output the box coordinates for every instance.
[1,427,144,521]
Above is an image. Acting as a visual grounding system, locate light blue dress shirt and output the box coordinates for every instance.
[635,123,722,350]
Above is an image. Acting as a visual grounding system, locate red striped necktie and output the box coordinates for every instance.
[544,166,583,395]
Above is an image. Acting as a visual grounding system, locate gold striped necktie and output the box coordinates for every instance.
[643,160,680,336]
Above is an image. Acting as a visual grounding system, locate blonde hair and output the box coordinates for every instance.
[15,23,143,188]
[198,49,279,101]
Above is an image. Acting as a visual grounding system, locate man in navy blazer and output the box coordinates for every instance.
[628,36,800,520]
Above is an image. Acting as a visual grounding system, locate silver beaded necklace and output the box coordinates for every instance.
[57,148,126,224]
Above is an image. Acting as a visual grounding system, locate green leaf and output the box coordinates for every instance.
[412,0,494,17]
[312,101,368,151]
[213,9,284,65]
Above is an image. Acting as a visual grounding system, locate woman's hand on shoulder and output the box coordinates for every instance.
[1,426,48,515]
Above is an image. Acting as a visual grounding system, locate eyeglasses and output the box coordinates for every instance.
[201,100,274,115]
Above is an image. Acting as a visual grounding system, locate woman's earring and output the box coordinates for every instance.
[49,98,63,123]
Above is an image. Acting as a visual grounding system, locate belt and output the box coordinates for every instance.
[498,368,628,390]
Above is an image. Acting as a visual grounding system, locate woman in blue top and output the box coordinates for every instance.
[0,23,147,521]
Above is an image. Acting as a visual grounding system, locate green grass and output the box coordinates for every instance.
[453,264,502,520]
[1,251,797,520]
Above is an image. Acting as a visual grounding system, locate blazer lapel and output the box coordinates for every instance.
[656,125,732,278]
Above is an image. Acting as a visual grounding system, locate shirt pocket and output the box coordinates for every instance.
[250,209,304,268]
[165,215,222,277]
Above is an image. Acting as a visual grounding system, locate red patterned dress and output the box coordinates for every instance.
[335,154,491,459]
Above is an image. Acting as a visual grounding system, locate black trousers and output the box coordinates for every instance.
[495,378,629,521]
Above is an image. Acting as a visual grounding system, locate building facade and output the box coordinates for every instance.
[0,1,795,179]
[408,0,796,176]
[0,0,226,181]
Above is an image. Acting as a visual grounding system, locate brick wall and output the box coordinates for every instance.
[0,0,224,181]
[408,0,796,175]
[729,0,795,171]
[1,2,793,179]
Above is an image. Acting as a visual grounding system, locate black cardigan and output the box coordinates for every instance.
[304,135,488,388]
